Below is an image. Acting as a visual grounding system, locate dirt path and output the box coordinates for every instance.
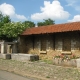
[0,59,80,80]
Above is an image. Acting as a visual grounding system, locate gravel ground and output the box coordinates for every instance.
[0,59,80,80]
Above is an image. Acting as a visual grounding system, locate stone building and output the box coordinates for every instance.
[19,22,80,59]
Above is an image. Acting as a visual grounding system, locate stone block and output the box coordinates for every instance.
[53,58,80,67]
[11,53,39,62]
[0,54,11,59]
[76,59,80,68]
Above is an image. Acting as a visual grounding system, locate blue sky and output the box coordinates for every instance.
[0,0,80,24]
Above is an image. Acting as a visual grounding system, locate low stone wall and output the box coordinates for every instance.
[11,54,39,62]
[53,58,80,68]
[0,54,11,59]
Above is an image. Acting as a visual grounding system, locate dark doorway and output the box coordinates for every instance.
[63,37,71,51]
[41,39,46,51]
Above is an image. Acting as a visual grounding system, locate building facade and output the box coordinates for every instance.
[19,22,80,59]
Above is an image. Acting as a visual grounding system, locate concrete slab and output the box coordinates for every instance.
[0,54,11,59]
[11,53,39,62]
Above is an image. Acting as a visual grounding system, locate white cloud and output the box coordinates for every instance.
[66,0,80,22]
[0,3,27,21]
[15,14,27,20]
[68,15,80,22]
[66,0,80,11]
[31,0,70,21]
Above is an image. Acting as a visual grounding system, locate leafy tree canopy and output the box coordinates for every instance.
[0,12,11,39]
[0,12,11,27]
[22,21,35,28]
[0,12,35,41]
[1,22,26,41]
[37,18,55,26]
[1,21,35,41]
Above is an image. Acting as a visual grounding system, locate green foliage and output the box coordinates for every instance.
[0,12,11,26]
[37,18,55,26]
[46,76,50,78]
[0,12,35,41]
[1,22,28,41]
[3,15,11,23]
[0,20,35,41]
[22,21,35,28]
[0,12,11,38]
[41,59,53,64]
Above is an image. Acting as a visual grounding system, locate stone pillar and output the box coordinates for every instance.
[12,43,17,53]
[1,42,4,54]
[7,45,12,53]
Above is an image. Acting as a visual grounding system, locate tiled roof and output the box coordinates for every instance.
[22,22,80,35]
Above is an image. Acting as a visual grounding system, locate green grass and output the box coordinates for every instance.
[46,76,50,78]
[41,59,53,64]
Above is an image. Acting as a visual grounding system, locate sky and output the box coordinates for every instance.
[0,0,80,24]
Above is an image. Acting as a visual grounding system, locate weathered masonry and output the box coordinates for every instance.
[19,22,80,59]
[0,41,17,54]
[0,41,17,59]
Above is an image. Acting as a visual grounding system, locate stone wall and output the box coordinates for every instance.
[71,33,80,51]
[19,36,26,53]
[20,32,80,60]
[20,34,60,59]
[55,33,63,51]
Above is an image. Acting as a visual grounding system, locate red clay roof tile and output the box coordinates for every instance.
[21,22,80,35]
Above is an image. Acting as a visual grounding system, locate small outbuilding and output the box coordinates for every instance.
[19,22,80,59]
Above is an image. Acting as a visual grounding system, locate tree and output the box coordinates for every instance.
[0,12,11,26]
[1,22,28,41]
[1,21,35,41]
[22,21,35,28]
[0,12,11,38]
[0,12,4,27]
[3,15,11,23]
[37,18,55,26]
[0,12,35,41]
